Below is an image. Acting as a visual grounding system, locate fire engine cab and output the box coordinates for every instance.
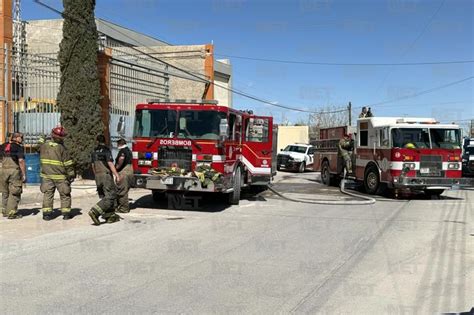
[132,99,277,204]
[314,117,470,196]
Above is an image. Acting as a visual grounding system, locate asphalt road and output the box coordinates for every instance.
[1,172,472,314]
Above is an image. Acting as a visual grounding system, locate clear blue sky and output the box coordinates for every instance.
[23,0,473,125]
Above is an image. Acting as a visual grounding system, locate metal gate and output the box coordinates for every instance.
[5,46,171,146]
[9,48,61,146]
[108,51,170,144]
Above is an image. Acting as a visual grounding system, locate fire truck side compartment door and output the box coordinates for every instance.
[242,116,273,174]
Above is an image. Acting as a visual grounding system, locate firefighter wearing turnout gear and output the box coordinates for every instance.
[39,127,76,220]
[0,133,26,219]
[89,135,122,225]
[338,133,354,175]
[114,138,133,213]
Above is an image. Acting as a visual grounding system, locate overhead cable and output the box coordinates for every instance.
[215,53,473,66]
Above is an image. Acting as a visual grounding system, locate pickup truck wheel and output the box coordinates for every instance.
[321,161,331,186]
[364,166,380,195]
[277,165,281,171]
[298,162,306,173]
[228,168,242,205]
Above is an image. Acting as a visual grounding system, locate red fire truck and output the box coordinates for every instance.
[314,117,469,197]
[132,99,277,204]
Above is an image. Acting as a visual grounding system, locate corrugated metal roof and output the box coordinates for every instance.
[96,18,170,47]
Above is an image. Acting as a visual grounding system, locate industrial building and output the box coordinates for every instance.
[1,2,232,144]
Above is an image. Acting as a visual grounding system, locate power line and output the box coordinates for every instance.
[374,0,446,96]
[215,53,473,66]
[33,0,471,117]
[34,0,347,115]
[362,76,474,109]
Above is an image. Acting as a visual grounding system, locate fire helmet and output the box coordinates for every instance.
[51,126,67,138]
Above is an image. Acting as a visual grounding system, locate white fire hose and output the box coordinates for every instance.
[267,171,376,205]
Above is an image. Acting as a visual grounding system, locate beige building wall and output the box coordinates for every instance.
[277,126,309,151]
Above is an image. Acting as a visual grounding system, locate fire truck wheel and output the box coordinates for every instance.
[298,162,306,173]
[364,165,380,195]
[321,161,331,186]
[228,168,242,205]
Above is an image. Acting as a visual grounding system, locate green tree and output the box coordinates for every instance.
[57,0,103,175]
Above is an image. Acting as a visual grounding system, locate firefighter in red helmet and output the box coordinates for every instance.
[38,126,76,220]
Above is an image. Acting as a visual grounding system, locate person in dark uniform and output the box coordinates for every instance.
[0,132,26,219]
[366,107,373,117]
[88,135,122,225]
[115,138,133,213]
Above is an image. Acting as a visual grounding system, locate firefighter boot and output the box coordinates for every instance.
[88,209,101,226]
[106,213,122,224]
[7,210,22,220]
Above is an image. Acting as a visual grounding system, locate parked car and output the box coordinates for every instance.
[277,144,315,172]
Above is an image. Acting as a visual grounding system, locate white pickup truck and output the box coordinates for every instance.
[276,144,315,173]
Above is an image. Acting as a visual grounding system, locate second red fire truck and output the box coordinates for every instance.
[313,117,469,197]
[132,99,277,204]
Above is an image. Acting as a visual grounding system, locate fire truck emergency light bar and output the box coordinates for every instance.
[395,118,439,124]
[147,99,219,105]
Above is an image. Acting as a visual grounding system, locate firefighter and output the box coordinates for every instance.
[366,107,373,117]
[359,107,369,118]
[88,135,122,225]
[115,138,133,213]
[359,107,374,118]
[39,127,76,221]
[338,133,353,175]
[0,132,26,219]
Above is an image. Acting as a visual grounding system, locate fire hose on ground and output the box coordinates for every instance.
[267,172,376,205]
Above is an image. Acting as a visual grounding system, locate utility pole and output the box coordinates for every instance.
[348,101,352,126]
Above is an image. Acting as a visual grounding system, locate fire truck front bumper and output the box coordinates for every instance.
[134,174,228,193]
[391,176,473,190]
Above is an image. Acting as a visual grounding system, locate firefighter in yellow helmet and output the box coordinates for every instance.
[404,142,416,149]
[39,126,76,220]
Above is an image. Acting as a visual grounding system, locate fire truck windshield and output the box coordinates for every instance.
[391,128,460,149]
[177,110,226,140]
[134,109,177,138]
[430,128,460,149]
[134,109,226,140]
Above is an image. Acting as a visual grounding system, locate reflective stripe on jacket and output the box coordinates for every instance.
[39,140,75,179]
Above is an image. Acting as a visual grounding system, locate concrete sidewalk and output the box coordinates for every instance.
[20,179,98,205]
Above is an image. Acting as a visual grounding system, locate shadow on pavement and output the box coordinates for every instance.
[18,207,40,217]
[130,190,268,213]
[17,208,83,219]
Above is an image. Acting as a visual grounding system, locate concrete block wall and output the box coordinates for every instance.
[277,125,310,151]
